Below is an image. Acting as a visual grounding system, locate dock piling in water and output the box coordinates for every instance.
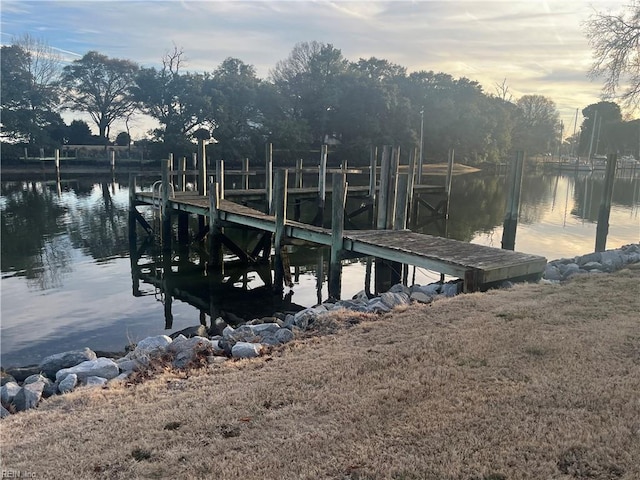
[595,153,617,252]
[329,173,347,299]
[501,150,525,251]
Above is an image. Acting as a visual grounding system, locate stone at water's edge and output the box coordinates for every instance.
[232,342,262,359]
[0,405,9,418]
[1,371,16,386]
[13,381,45,412]
[58,373,78,394]
[129,335,173,360]
[84,376,108,388]
[38,347,97,380]
[56,358,120,384]
[1,381,21,405]
[169,325,208,340]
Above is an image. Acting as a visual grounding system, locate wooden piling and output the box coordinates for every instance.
[178,157,187,192]
[128,174,137,246]
[177,157,189,243]
[376,145,391,230]
[197,139,207,196]
[208,179,223,270]
[394,173,410,231]
[273,169,288,292]
[329,173,346,299]
[242,158,250,190]
[295,158,304,188]
[161,158,172,252]
[266,143,273,214]
[595,153,617,252]
[316,144,328,226]
[368,146,378,227]
[407,148,417,227]
[216,159,225,200]
[501,150,525,251]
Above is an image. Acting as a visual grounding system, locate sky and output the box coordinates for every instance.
[0,0,628,140]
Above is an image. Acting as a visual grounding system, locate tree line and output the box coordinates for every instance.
[2,34,639,165]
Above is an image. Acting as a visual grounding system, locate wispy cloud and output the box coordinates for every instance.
[0,0,622,133]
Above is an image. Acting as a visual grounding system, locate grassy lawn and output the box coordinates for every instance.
[1,267,639,479]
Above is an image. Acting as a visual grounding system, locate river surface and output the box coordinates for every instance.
[1,168,639,367]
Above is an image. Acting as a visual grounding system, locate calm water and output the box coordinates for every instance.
[1,169,639,367]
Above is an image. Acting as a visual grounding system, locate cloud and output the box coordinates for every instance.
[0,0,624,134]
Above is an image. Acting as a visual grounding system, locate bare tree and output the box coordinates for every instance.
[494,78,513,102]
[14,33,62,89]
[586,2,640,107]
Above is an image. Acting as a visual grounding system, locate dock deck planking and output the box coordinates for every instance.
[134,191,546,291]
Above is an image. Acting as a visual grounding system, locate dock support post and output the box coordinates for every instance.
[242,158,250,190]
[192,153,198,191]
[197,139,207,196]
[316,250,325,305]
[266,143,273,214]
[595,153,617,252]
[178,157,186,192]
[407,147,417,228]
[128,174,137,246]
[177,156,189,245]
[208,179,223,271]
[216,159,225,199]
[375,146,401,293]
[445,148,454,206]
[273,169,288,293]
[315,144,328,226]
[501,150,525,251]
[110,150,115,174]
[396,173,410,285]
[376,145,391,229]
[161,158,172,252]
[368,146,377,227]
[329,173,346,299]
[294,158,303,221]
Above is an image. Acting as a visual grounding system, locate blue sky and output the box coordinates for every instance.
[0,0,624,139]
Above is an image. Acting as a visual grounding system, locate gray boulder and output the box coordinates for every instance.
[441,283,462,297]
[560,263,581,279]
[129,335,172,361]
[388,283,410,295]
[410,283,441,296]
[84,376,108,388]
[169,325,208,340]
[58,373,78,394]
[275,328,295,344]
[23,374,56,398]
[1,371,16,386]
[379,291,410,308]
[543,264,562,281]
[577,252,601,266]
[293,305,328,330]
[0,404,10,418]
[231,342,262,359]
[4,366,41,383]
[581,261,603,271]
[56,357,120,384]
[410,291,434,304]
[13,381,45,412]
[38,347,97,380]
[600,251,625,272]
[168,335,213,368]
[1,381,21,405]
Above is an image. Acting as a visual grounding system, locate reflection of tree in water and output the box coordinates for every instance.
[1,182,68,277]
[518,175,555,224]
[25,235,73,290]
[65,182,130,260]
[1,180,130,291]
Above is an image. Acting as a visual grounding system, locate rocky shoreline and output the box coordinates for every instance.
[2,243,639,418]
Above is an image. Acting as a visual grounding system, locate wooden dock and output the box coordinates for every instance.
[133,189,546,293]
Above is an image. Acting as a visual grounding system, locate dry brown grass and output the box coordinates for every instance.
[1,268,639,480]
